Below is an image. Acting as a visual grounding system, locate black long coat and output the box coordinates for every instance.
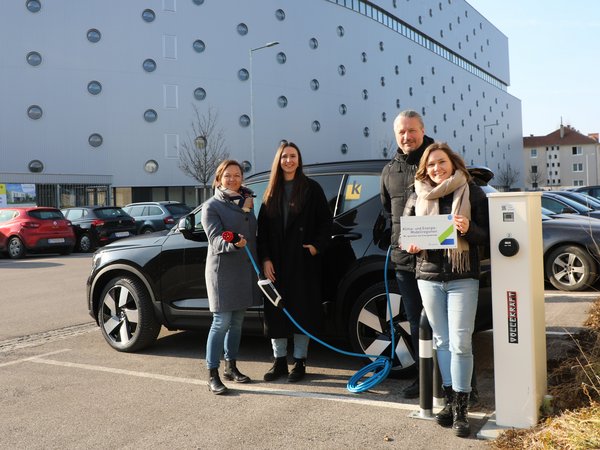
[257,177,332,338]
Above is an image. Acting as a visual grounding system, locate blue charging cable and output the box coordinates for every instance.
[237,237,396,393]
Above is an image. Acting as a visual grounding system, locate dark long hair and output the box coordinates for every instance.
[262,141,309,216]
[415,142,472,185]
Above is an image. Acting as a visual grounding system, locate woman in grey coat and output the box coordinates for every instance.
[201,159,261,395]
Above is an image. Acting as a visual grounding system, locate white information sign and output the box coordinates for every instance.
[400,214,457,250]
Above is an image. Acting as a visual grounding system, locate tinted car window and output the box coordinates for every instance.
[126,205,145,216]
[165,204,192,215]
[94,207,128,218]
[338,174,381,214]
[311,174,344,215]
[148,206,163,216]
[28,209,64,220]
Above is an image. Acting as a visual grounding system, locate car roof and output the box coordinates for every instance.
[0,206,59,211]
[246,159,495,184]
[124,201,184,206]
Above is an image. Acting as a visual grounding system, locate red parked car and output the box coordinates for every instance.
[0,207,75,259]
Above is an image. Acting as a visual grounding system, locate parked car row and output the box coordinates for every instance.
[0,201,192,259]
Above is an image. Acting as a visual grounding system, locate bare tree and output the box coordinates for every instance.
[380,136,397,159]
[495,162,521,191]
[178,106,229,203]
[527,166,545,190]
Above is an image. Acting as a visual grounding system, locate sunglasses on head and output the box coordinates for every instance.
[279,139,296,147]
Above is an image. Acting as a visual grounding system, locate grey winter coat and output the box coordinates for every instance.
[201,188,262,313]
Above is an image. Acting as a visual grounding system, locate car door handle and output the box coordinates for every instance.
[331,232,362,241]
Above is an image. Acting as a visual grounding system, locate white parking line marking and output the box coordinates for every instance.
[0,349,71,368]
[30,357,419,411]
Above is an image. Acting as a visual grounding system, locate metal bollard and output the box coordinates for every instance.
[418,310,433,417]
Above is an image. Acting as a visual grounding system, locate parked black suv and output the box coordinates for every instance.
[86,160,493,376]
[62,206,137,252]
[122,201,192,234]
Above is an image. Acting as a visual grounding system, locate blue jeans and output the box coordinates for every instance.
[271,334,310,359]
[395,270,423,360]
[417,278,479,393]
[206,309,246,369]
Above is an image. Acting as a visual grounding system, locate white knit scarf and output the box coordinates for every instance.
[414,170,471,272]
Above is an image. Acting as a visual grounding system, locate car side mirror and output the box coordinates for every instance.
[180,212,207,242]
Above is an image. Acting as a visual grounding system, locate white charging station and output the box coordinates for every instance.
[479,192,547,438]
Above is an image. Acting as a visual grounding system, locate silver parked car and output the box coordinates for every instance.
[122,201,192,234]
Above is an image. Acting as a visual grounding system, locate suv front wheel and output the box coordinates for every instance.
[348,281,416,378]
[98,276,161,352]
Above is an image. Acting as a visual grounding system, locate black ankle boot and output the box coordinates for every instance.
[223,360,250,383]
[208,368,228,395]
[263,357,289,381]
[435,385,454,428]
[452,391,470,437]
[287,358,306,383]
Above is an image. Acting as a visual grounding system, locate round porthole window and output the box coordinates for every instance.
[310,79,319,91]
[143,59,156,72]
[144,160,159,173]
[277,96,288,108]
[341,144,348,154]
[87,29,101,43]
[141,9,155,22]
[363,127,370,137]
[27,105,43,120]
[194,87,207,100]
[338,65,346,76]
[26,51,42,66]
[275,9,285,21]
[339,104,347,115]
[312,121,321,132]
[238,69,249,81]
[87,80,102,95]
[193,40,205,53]
[26,0,41,13]
[309,38,318,49]
[276,52,286,64]
[237,23,248,36]
[28,160,44,173]
[144,109,158,122]
[239,115,250,127]
[337,26,344,37]
[88,133,103,147]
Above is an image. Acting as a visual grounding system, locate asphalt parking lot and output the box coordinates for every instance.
[0,253,596,449]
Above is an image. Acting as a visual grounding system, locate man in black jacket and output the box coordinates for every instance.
[380,110,434,398]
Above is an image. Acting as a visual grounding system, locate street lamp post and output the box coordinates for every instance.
[483,121,498,167]
[249,41,279,174]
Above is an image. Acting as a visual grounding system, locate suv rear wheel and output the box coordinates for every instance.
[348,281,416,378]
[545,245,598,291]
[98,276,161,352]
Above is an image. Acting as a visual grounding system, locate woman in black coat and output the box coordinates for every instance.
[257,141,332,382]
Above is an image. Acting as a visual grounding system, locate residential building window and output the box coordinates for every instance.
[573,163,583,172]
[530,149,537,157]
[572,146,582,155]
[531,165,537,173]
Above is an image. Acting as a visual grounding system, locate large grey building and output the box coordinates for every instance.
[0,0,523,208]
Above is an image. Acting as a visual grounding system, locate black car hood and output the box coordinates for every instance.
[101,230,169,250]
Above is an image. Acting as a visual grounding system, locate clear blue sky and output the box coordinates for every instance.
[467,1,600,137]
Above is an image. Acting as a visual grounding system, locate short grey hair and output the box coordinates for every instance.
[393,110,424,130]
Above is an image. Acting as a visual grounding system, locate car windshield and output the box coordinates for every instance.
[94,207,129,218]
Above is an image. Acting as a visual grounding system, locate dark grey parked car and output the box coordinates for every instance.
[122,201,192,234]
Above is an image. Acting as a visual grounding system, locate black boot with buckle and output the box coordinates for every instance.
[263,357,289,381]
[452,391,471,437]
[223,360,251,383]
[208,368,228,395]
[287,358,306,383]
[435,385,454,427]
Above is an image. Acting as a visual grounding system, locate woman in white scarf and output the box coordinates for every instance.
[404,142,490,438]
